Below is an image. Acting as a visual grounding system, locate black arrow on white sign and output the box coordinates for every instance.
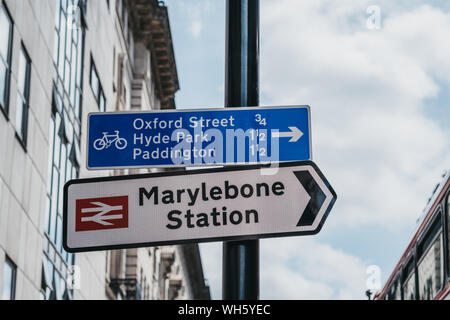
[63,161,337,253]
[294,170,327,227]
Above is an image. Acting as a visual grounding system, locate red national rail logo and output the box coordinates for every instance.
[75,196,129,231]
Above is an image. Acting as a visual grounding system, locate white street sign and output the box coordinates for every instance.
[63,161,336,252]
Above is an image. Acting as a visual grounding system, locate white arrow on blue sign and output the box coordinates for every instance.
[87,105,311,169]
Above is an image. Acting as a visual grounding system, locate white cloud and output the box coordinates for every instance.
[261,238,367,299]
[200,238,368,300]
[174,0,213,39]
[261,263,334,300]
[196,0,450,300]
[261,0,450,230]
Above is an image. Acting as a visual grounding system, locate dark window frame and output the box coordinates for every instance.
[445,191,450,281]
[2,256,17,300]
[14,43,31,149]
[0,2,14,119]
[401,255,416,300]
[417,211,443,258]
[416,210,444,299]
[41,0,86,302]
[89,56,106,112]
[386,274,402,300]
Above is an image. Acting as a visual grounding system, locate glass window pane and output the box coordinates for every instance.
[71,161,76,179]
[64,59,70,92]
[0,6,11,61]
[58,14,66,77]
[54,0,61,31]
[58,143,66,214]
[42,256,53,290]
[44,195,52,235]
[2,258,16,300]
[50,166,59,241]
[59,142,67,177]
[60,275,67,300]
[65,21,72,61]
[15,96,24,138]
[387,279,401,300]
[53,29,60,66]
[47,118,55,193]
[56,216,63,253]
[44,257,55,300]
[76,34,82,86]
[65,251,71,265]
[402,273,415,300]
[418,232,443,299]
[74,87,80,119]
[447,195,450,274]
[66,160,72,184]
[62,0,68,12]
[72,26,78,45]
[70,43,77,104]
[15,48,30,141]
[90,64,99,99]
[17,51,27,95]
[67,252,73,266]
[0,59,6,107]
[99,91,105,112]
[53,132,61,167]
[53,114,61,167]
[54,271,62,300]
[50,165,59,201]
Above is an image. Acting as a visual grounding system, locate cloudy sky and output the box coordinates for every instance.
[164,0,450,299]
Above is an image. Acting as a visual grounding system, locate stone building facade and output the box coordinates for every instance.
[0,0,209,300]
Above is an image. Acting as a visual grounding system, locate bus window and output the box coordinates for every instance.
[447,195,450,276]
[387,278,402,300]
[417,216,443,300]
[402,259,416,300]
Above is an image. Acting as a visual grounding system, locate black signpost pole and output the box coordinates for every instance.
[222,0,260,300]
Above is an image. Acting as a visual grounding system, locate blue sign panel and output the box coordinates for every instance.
[87,106,311,169]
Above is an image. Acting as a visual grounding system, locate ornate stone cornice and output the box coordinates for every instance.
[127,0,179,109]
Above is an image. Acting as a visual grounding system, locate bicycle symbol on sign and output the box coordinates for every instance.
[93,131,127,150]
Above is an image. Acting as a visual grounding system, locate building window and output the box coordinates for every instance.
[53,0,85,119]
[417,216,444,300]
[121,0,127,32]
[42,0,85,300]
[112,46,115,76]
[2,257,16,300]
[90,58,106,111]
[15,46,31,145]
[122,83,127,106]
[0,3,13,117]
[43,106,79,300]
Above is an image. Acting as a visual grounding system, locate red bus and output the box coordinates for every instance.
[375,171,450,300]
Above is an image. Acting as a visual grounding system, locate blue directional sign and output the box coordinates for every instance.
[87,106,311,169]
